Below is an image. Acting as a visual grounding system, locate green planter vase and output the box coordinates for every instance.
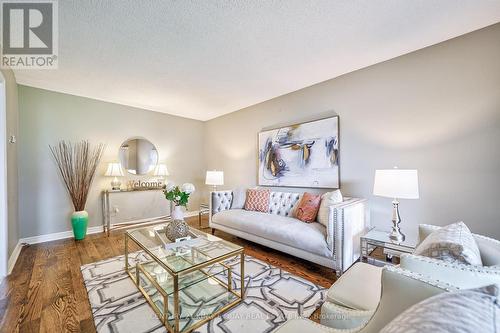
[71,211,89,240]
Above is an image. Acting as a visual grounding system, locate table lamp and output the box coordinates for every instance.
[105,162,125,191]
[373,168,419,242]
[205,170,224,191]
[153,164,169,184]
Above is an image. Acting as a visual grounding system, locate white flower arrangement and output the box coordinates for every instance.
[165,182,176,192]
[181,183,195,194]
[163,182,196,207]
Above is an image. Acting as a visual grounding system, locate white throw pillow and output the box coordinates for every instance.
[380,285,499,333]
[231,188,247,209]
[317,190,343,227]
[414,221,483,266]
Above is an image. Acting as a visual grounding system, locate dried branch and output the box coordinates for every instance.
[49,140,105,211]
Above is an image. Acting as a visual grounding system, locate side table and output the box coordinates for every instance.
[198,203,210,228]
[360,229,417,266]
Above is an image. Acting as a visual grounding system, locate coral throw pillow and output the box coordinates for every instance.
[295,192,321,223]
[244,189,271,213]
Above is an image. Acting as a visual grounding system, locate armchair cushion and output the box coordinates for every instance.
[414,222,482,266]
[326,263,382,311]
[380,284,499,333]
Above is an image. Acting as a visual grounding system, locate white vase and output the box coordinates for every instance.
[172,205,184,220]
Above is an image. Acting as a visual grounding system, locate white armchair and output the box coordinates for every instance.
[398,223,500,288]
[318,223,500,330]
[275,264,457,333]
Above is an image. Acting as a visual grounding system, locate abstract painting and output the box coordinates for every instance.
[258,116,339,188]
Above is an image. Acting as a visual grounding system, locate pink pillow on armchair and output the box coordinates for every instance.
[244,189,270,213]
[295,192,321,223]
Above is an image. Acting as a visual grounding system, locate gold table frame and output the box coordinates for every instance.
[125,230,245,333]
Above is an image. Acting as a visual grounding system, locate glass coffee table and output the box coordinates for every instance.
[125,223,245,333]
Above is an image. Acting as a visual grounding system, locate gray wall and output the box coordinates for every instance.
[205,23,500,239]
[1,68,19,256]
[18,86,205,238]
[15,23,500,241]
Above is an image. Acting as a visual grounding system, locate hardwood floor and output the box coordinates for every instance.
[0,216,337,332]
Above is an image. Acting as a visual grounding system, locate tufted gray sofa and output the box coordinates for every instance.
[209,189,369,276]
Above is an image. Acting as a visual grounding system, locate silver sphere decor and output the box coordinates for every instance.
[165,219,189,241]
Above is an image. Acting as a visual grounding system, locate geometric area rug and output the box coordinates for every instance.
[81,251,326,333]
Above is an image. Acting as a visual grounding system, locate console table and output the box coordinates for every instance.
[102,188,171,235]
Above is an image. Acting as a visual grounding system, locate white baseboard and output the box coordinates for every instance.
[7,241,23,275]
[7,225,105,274]
[7,210,201,274]
[19,225,104,245]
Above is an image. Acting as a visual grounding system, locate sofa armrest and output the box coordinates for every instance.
[328,198,370,275]
[209,190,233,225]
[400,253,500,288]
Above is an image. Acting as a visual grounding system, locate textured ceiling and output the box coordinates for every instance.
[13,1,500,121]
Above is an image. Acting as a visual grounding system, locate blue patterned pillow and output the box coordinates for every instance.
[414,222,482,265]
[381,285,499,333]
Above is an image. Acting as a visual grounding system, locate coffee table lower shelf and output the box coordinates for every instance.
[127,257,244,333]
[124,224,245,333]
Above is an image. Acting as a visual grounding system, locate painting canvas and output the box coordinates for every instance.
[258,116,339,188]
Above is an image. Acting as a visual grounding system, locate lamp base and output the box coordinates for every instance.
[389,199,405,243]
[111,177,122,191]
[389,229,406,242]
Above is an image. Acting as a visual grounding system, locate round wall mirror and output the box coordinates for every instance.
[119,138,159,175]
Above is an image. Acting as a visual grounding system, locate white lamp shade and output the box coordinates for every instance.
[373,169,419,199]
[153,164,169,177]
[105,163,124,177]
[205,170,224,186]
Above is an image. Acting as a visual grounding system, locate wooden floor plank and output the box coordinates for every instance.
[45,241,79,333]
[1,216,336,332]
[1,245,38,333]
[18,249,46,328]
